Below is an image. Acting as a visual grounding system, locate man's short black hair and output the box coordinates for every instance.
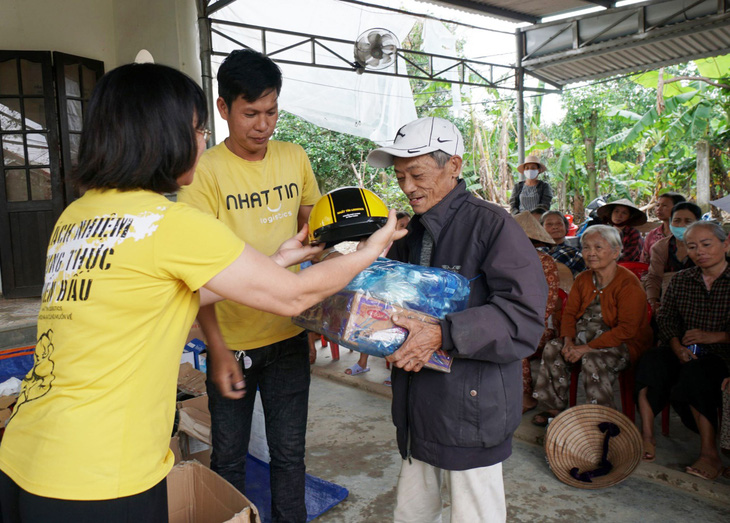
[672,201,702,220]
[658,191,686,206]
[217,49,283,107]
[73,63,207,193]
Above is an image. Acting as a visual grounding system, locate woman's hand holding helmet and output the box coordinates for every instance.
[357,210,407,258]
[271,224,324,268]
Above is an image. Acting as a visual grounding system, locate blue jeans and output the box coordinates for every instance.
[207,331,310,523]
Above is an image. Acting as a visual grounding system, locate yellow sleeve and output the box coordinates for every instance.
[177,155,220,218]
[155,203,245,291]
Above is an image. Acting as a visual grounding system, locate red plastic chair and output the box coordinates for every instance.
[568,302,653,422]
[320,335,339,361]
[618,261,649,280]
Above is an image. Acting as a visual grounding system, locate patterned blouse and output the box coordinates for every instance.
[658,264,730,367]
[618,225,643,263]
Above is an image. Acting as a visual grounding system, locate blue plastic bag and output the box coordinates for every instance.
[293,259,470,364]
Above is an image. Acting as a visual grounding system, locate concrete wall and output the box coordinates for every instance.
[113,0,201,80]
[0,0,202,294]
[0,0,201,81]
[0,0,118,69]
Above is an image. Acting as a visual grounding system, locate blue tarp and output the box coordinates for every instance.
[245,454,348,522]
[0,346,34,383]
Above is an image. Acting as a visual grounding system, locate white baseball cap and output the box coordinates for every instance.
[367,117,465,168]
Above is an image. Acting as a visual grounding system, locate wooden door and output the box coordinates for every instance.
[0,51,62,298]
[53,52,104,204]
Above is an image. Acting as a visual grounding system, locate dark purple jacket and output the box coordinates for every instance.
[387,180,547,470]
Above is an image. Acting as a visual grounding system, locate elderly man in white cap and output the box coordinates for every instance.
[368,117,547,522]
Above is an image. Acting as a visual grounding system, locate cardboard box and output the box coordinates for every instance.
[0,395,18,428]
[167,461,260,523]
[170,435,183,465]
[182,339,207,372]
[186,321,207,345]
[178,363,206,396]
[176,394,212,458]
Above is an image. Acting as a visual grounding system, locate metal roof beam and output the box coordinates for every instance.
[209,19,559,93]
[205,0,237,16]
[581,0,616,8]
[423,0,539,23]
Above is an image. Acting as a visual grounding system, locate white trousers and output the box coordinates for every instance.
[393,458,506,523]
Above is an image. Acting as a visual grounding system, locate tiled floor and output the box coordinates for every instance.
[0,297,40,332]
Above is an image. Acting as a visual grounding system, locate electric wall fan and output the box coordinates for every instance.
[353,28,399,74]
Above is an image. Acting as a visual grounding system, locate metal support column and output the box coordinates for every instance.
[696,139,711,212]
[197,0,216,146]
[516,28,526,174]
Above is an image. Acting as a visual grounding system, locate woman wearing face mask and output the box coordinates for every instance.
[645,202,701,315]
[509,155,553,215]
[640,192,686,264]
[596,198,647,262]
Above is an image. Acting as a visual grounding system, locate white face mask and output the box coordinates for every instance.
[524,169,539,180]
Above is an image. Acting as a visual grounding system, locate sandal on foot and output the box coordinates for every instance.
[531,411,556,427]
[685,458,722,481]
[383,379,392,387]
[344,363,370,376]
[642,441,656,462]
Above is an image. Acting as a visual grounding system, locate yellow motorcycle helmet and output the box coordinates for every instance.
[309,187,389,245]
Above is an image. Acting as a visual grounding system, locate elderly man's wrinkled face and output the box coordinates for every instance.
[393,154,460,215]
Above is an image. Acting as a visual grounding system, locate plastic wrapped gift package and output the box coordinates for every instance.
[293,259,470,370]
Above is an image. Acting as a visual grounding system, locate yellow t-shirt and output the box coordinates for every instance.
[0,189,244,500]
[178,140,321,350]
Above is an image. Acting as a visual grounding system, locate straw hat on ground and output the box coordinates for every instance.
[515,211,555,245]
[517,155,547,174]
[545,404,642,489]
[596,198,648,227]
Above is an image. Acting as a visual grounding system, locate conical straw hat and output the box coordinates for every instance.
[545,404,642,489]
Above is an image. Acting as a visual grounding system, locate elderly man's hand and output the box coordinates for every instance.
[386,314,442,373]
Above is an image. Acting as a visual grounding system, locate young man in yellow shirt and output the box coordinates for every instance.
[179,50,321,522]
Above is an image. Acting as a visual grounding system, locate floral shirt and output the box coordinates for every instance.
[640,224,667,264]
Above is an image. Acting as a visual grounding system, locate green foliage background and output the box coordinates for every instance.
[274,31,730,222]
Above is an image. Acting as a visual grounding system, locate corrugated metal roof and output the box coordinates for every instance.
[520,4,730,85]
[420,0,614,23]
[425,1,730,86]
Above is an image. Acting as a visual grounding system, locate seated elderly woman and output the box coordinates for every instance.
[538,210,586,277]
[644,202,701,315]
[531,225,653,426]
[634,221,730,479]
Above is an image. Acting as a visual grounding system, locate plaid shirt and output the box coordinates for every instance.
[618,225,643,263]
[640,224,666,264]
[658,264,730,367]
[537,243,586,276]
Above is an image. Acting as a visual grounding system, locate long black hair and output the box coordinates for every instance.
[73,63,208,193]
